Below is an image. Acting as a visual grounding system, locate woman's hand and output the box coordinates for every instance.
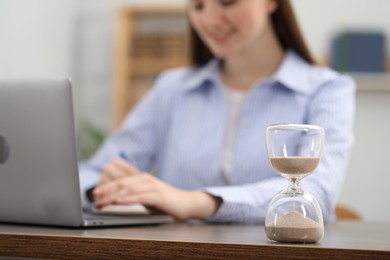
[97,157,136,185]
[93,159,222,221]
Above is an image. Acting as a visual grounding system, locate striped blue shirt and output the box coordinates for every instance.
[79,50,355,224]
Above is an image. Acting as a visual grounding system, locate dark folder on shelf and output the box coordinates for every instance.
[330,31,386,72]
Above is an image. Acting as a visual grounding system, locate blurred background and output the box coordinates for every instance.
[0,0,389,222]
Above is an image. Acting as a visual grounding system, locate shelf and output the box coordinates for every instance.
[112,6,188,129]
[129,58,187,76]
[350,73,390,92]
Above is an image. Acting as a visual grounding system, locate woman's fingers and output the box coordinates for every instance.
[99,163,121,185]
[98,157,141,185]
[115,192,159,206]
[94,173,204,221]
[112,157,140,176]
[93,174,154,207]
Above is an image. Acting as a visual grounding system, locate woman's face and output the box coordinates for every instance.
[188,0,278,59]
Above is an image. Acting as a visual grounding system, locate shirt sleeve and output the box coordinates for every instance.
[204,74,356,224]
[203,178,287,224]
[78,73,171,208]
[304,74,355,220]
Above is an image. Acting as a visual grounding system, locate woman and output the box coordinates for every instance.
[79,0,355,224]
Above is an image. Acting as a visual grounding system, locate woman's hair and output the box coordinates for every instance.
[189,0,316,66]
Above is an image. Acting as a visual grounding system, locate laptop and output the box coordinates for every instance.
[0,78,173,227]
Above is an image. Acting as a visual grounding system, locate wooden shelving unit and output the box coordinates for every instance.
[111,7,189,129]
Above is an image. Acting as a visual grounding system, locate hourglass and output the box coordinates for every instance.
[265,124,325,243]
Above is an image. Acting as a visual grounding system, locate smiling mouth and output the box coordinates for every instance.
[209,30,234,43]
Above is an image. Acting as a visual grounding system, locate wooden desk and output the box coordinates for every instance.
[0,221,389,259]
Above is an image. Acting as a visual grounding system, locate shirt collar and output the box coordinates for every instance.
[182,50,314,94]
[271,50,313,94]
[181,59,220,93]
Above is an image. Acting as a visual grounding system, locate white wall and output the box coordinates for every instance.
[0,0,389,221]
[292,0,390,59]
[0,0,78,78]
[340,91,390,221]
